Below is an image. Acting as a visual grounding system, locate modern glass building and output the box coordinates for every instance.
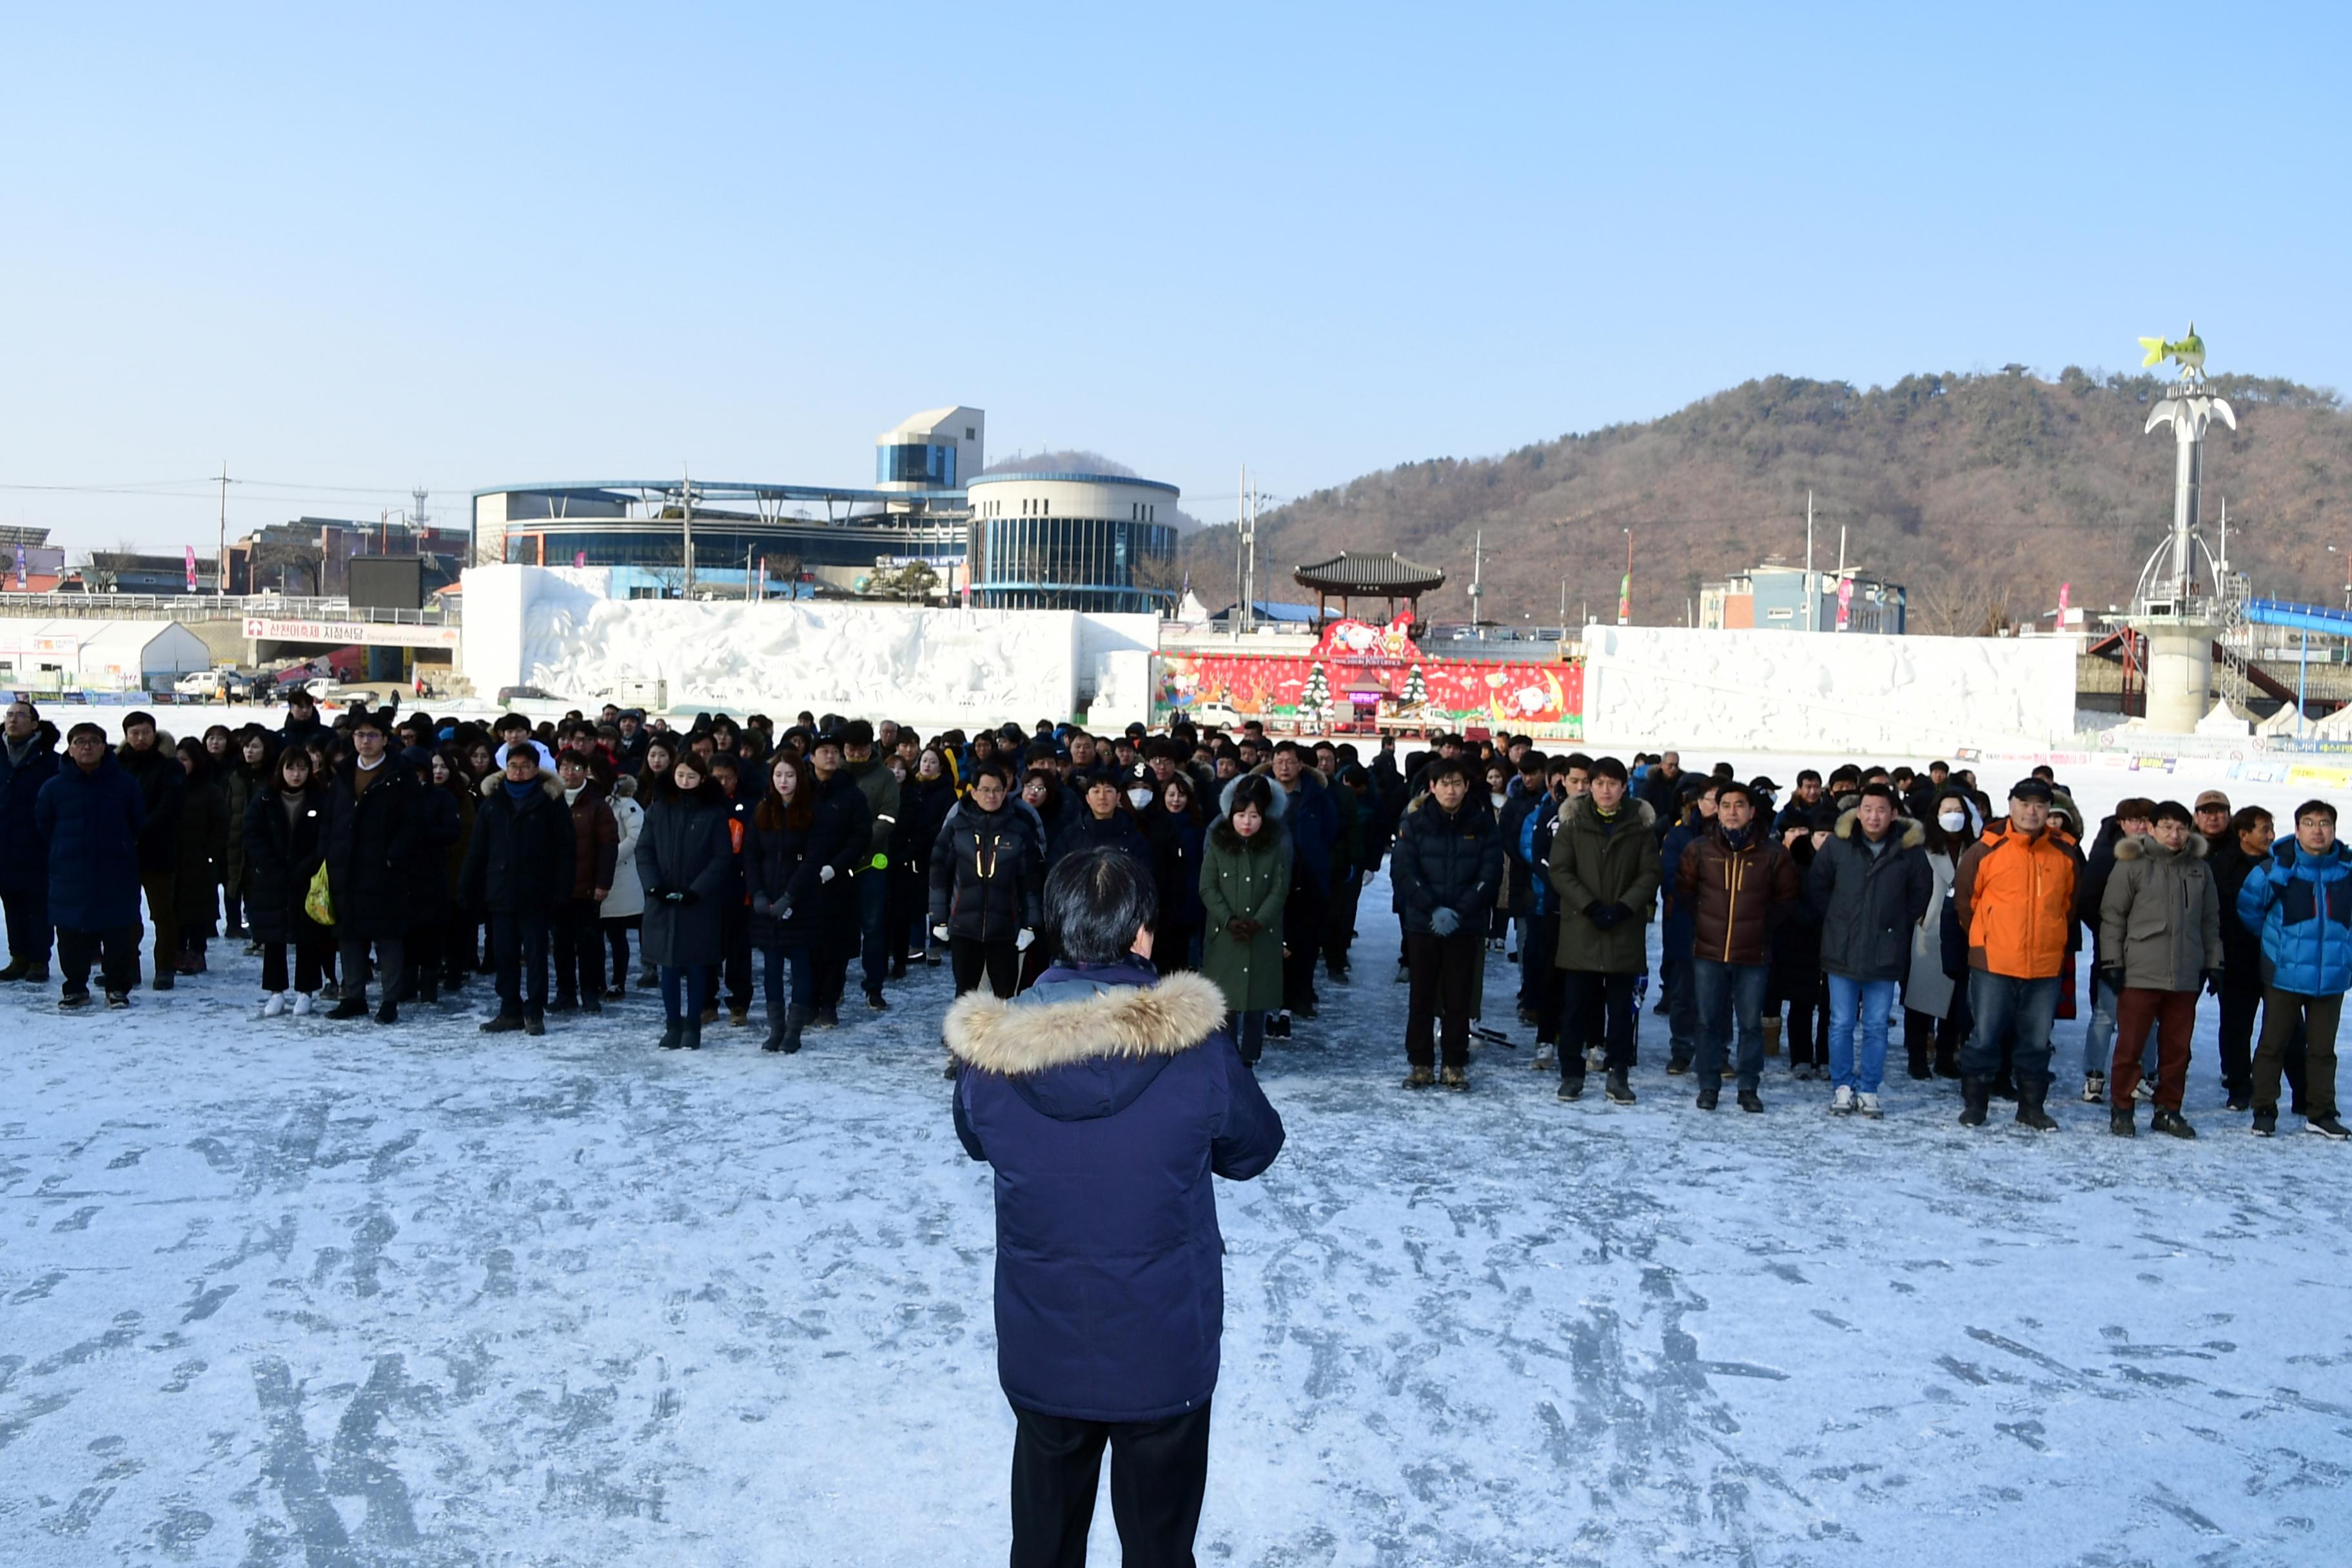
[966,472,1179,613]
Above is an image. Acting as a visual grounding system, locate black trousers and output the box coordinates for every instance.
[262,929,334,993]
[1010,1400,1211,1568]
[1281,879,1325,1010]
[1561,970,1638,1073]
[1405,930,1480,1068]
[490,914,548,1016]
[1322,872,1362,969]
[1154,921,1197,977]
[5,886,50,960]
[707,902,753,1011]
[2218,972,2262,1095]
[602,914,636,989]
[551,896,604,1001]
[57,924,140,995]
[951,936,1019,999]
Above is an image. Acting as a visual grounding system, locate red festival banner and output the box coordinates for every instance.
[1155,615,1582,737]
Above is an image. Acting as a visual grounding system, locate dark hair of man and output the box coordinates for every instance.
[67,721,106,745]
[1892,767,1916,785]
[1861,766,1890,783]
[556,748,595,772]
[1545,755,1574,779]
[2150,800,2195,827]
[968,759,1012,790]
[1562,752,1594,775]
[1828,764,1861,787]
[841,718,874,749]
[2293,798,2337,827]
[2032,764,2056,781]
[2230,805,2275,836]
[1796,769,1822,786]
[1044,847,1159,965]
[1517,752,1546,778]
[2113,796,2158,823]
[1271,740,1310,761]
[1716,781,1756,810]
[1857,781,1899,805]
[495,712,529,735]
[1425,756,1473,787]
[1589,756,1629,784]
[1025,741,1061,769]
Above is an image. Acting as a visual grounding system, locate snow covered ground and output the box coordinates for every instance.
[3,869,2349,1566]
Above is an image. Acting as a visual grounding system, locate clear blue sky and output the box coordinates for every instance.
[4,3,2344,553]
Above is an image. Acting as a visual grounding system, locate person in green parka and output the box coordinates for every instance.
[1200,772,1290,1068]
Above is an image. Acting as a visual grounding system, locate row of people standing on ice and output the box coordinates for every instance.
[1490,747,2343,1139]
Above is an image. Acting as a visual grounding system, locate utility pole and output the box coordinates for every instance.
[1558,576,1567,631]
[1469,530,1484,627]
[1620,527,1632,626]
[215,462,230,600]
[1236,465,1257,637]
[681,464,696,600]
[1805,490,1816,633]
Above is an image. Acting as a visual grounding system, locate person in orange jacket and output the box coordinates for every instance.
[1950,777,2084,1131]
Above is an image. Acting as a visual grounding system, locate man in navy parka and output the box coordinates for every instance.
[949,846,1284,1566]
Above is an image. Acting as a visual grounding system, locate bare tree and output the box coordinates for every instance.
[1908,575,2012,638]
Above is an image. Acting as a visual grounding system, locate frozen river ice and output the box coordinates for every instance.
[3,868,2349,1566]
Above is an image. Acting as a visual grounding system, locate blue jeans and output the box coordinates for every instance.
[1662,950,1699,1064]
[657,963,709,1024]
[1827,974,1901,1093]
[1692,959,1769,1092]
[857,869,890,995]
[762,944,814,1016]
[1961,971,2063,1095]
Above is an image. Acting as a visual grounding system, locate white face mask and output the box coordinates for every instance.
[1128,787,1155,811]
[1938,810,1968,832]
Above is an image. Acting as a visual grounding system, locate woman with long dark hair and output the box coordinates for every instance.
[244,747,334,1015]
[1153,773,1207,974]
[224,726,275,947]
[635,753,735,1050]
[430,748,478,995]
[745,751,825,1053]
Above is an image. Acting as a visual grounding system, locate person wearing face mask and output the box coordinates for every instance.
[1951,778,2084,1130]
[2073,797,2157,1106]
[1903,789,1982,1081]
[1676,781,1799,1112]
[2098,800,2222,1139]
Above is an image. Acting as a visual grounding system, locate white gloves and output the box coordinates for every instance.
[1015,928,1036,952]
[819,864,836,883]
[932,923,951,943]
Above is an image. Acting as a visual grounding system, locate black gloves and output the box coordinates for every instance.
[2203,967,2224,996]
[750,894,773,917]
[2098,963,2124,994]
[1584,901,1632,929]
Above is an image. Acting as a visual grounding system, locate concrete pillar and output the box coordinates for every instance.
[2140,621,2215,733]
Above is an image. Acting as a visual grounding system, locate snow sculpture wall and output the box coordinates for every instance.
[462,565,1100,725]
[1580,624,2079,754]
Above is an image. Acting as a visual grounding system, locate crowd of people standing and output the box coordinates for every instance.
[0,689,2341,1141]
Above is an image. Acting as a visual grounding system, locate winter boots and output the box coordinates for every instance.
[1604,1068,1636,1105]
[765,1006,810,1055]
[481,1012,525,1034]
[0,955,45,983]
[1438,1064,1468,1092]
[1696,1083,1719,1111]
[1401,1064,1435,1090]
[2151,1106,2197,1139]
[657,1018,685,1050]
[1959,1077,1991,1128]
[1557,1070,1585,1101]
[1737,1088,1764,1113]
[2015,1091,2058,1132]
[2111,1102,2135,1137]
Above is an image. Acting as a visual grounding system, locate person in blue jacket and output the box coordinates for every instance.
[33,722,147,1006]
[0,701,61,980]
[947,847,1284,1568]
[2236,798,2352,1139]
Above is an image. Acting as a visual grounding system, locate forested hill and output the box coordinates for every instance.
[1178,369,2352,634]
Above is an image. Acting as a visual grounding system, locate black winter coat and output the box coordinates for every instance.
[635,787,736,967]
[745,808,823,949]
[1050,808,1152,872]
[34,752,144,932]
[406,783,462,924]
[1391,795,1505,937]
[1153,811,1208,930]
[242,787,330,945]
[0,726,61,897]
[324,761,420,943]
[458,775,575,917]
[930,798,1044,943]
[116,741,183,877]
[174,763,230,936]
[1807,810,1934,982]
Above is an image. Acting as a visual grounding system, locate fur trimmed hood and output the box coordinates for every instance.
[2114,830,2208,863]
[1833,806,1926,850]
[478,767,564,801]
[945,968,1228,1079]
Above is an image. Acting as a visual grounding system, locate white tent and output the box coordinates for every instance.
[0,618,212,692]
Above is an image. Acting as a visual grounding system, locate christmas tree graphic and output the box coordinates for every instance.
[1400,663,1429,709]
[1299,663,1331,726]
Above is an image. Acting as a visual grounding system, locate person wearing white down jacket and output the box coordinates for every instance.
[601,772,646,998]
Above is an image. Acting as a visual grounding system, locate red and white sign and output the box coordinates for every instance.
[243,616,460,650]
